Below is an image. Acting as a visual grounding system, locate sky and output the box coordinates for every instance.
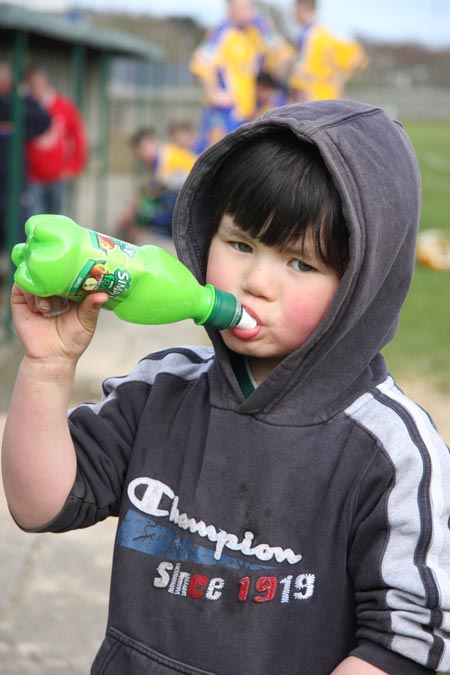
[73,0,450,48]
[4,0,450,48]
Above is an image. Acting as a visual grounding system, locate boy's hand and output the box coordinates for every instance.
[11,283,109,365]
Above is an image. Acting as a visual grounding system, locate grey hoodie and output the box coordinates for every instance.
[42,101,450,675]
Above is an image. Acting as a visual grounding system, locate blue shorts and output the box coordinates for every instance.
[198,106,247,152]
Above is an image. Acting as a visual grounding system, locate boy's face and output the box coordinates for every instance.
[135,137,158,166]
[294,2,315,26]
[26,71,49,99]
[206,214,340,383]
[227,0,255,27]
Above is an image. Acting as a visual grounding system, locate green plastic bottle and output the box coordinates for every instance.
[11,215,256,329]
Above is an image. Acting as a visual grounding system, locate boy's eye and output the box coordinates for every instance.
[231,241,253,253]
[289,258,315,272]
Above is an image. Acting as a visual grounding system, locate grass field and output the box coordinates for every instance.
[381,120,450,392]
[396,122,450,675]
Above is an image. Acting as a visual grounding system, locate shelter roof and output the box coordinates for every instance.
[0,3,164,61]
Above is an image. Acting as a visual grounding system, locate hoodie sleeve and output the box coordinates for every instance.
[29,348,214,534]
[346,379,450,674]
[22,370,152,535]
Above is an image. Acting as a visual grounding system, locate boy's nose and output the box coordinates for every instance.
[241,260,276,299]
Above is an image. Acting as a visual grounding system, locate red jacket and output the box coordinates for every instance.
[27,92,87,182]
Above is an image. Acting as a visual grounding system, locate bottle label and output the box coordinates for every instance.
[90,231,137,260]
[68,232,136,299]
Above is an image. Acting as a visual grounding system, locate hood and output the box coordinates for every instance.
[172,100,421,425]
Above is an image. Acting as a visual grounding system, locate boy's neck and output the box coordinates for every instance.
[230,353,256,398]
[248,356,282,385]
[230,352,282,398]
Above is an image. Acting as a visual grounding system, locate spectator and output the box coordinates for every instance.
[289,0,368,102]
[0,60,50,255]
[25,66,87,216]
[253,71,289,119]
[190,0,294,150]
[167,120,202,155]
[118,127,197,242]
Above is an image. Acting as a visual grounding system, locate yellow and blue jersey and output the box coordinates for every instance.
[190,13,294,147]
[289,23,368,101]
[154,143,198,190]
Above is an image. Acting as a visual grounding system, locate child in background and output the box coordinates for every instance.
[118,126,197,241]
[252,70,288,119]
[3,99,450,675]
[167,119,202,156]
[190,0,294,150]
[289,0,368,102]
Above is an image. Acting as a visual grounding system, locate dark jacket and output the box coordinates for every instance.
[0,93,50,182]
[0,93,50,243]
[38,101,450,675]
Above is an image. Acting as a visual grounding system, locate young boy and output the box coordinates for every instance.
[2,100,450,675]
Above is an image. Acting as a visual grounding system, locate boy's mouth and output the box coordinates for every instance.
[231,324,261,341]
[230,304,262,340]
[242,304,263,326]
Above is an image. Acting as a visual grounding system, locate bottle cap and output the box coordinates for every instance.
[206,289,241,329]
[206,289,257,329]
[236,308,257,329]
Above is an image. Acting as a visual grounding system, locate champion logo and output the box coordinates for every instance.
[127,477,303,566]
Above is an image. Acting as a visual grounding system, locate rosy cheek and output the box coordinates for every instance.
[207,243,239,293]
[206,264,224,289]
[283,291,334,337]
[284,296,305,320]
[284,300,315,338]
[206,255,220,287]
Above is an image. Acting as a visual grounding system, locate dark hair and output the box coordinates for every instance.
[211,130,349,277]
[129,126,157,147]
[25,65,46,78]
[296,0,316,9]
[256,71,285,91]
[167,120,195,134]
